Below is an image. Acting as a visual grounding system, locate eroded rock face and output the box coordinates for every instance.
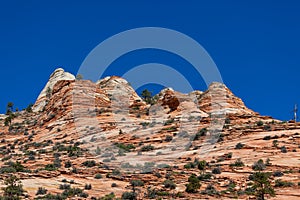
[33,68,75,112]
[199,82,257,116]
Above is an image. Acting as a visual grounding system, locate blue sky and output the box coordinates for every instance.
[0,0,299,120]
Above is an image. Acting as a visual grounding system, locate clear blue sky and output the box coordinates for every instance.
[0,0,299,120]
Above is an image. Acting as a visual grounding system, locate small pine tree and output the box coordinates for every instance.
[251,172,275,200]
[141,89,154,104]
[6,102,14,115]
[25,103,33,113]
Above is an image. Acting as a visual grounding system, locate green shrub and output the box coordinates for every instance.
[64,161,72,168]
[111,183,117,187]
[272,140,278,147]
[112,169,121,176]
[84,184,92,190]
[95,173,103,179]
[36,187,47,195]
[263,135,271,140]
[163,179,176,189]
[275,179,294,187]
[252,159,266,171]
[165,135,173,142]
[115,143,135,152]
[273,171,283,177]
[1,175,25,199]
[130,180,144,187]
[44,164,57,171]
[82,160,96,167]
[164,118,174,126]
[194,128,208,140]
[198,173,213,181]
[141,145,154,152]
[201,184,218,196]
[230,158,245,167]
[281,146,287,153]
[257,121,264,126]
[59,184,71,190]
[121,192,136,200]
[212,167,222,174]
[235,143,244,149]
[185,174,201,193]
[100,192,115,200]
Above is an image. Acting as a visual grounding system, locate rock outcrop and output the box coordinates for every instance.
[33,68,75,112]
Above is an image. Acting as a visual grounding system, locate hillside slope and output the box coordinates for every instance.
[0,68,299,199]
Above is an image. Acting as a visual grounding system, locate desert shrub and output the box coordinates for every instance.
[38,193,66,199]
[226,152,233,159]
[59,184,71,190]
[252,159,266,171]
[272,140,279,147]
[163,179,176,189]
[95,173,103,179]
[6,161,25,172]
[194,128,208,140]
[185,174,201,193]
[141,145,154,152]
[44,164,56,171]
[198,173,213,181]
[281,146,287,153]
[165,135,173,142]
[164,118,174,126]
[235,143,244,149]
[265,158,271,166]
[71,167,78,174]
[112,169,121,176]
[230,158,245,167]
[201,184,218,196]
[154,172,162,178]
[264,125,271,131]
[263,135,271,140]
[212,167,222,174]
[273,171,283,177]
[0,166,16,174]
[82,160,96,167]
[275,179,294,187]
[61,179,67,183]
[99,192,115,200]
[225,118,231,124]
[184,160,200,170]
[130,180,144,187]
[198,160,207,172]
[257,121,264,126]
[84,184,92,190]
[121,191,136,200]
[53,158,62,168]
[115,143,135,152]
[64,161,72,168]
[36,187,47,195]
